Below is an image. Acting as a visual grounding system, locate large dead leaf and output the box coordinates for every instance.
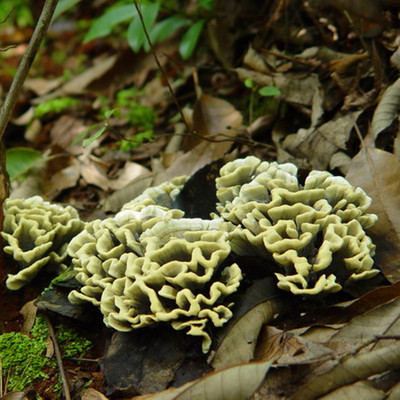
[371,77,400,139]
[209,278,284,370]
[346,146,400,282]
[318,381,385,400]
[132,360,272,400]
[283,111,361,170]
[291,341,400,400]
[187,93,243,155]
[235,68,320,107]
[102,328,185,396]
[34,55,118,102]
[255,326,334,365]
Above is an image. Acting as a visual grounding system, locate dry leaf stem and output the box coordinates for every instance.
[44,314,72,400]
[133,0,192,135]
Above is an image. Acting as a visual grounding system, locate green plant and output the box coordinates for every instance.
[0,329,48,391]
[73,88,156,150]
[0,316,92,394]
[6,147,43,182]
[0,0,34,27]
[54,0,214,59]
[34,97,79,118]
[244,78,282,124]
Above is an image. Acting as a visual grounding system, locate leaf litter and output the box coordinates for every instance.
[2,0,400,399]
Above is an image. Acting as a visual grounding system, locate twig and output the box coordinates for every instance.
[44,314,72,400]
[132,0,193,135]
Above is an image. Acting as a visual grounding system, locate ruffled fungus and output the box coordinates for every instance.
[68,206,241,352]
[1,196,84,290]
[216,157,378,295]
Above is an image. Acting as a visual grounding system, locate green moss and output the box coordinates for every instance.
[0,331,49,391]
[56,324,93,358]
[34,97,79,118]
[0,316,92,394]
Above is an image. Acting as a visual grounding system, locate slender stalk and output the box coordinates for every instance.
[45,315,72,400]
[133,0,193,135]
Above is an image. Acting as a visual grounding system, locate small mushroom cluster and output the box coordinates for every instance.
[1,196,84,290]
[216,156,378,295]
[67,182,241,352]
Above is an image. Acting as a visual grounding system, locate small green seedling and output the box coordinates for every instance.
[244,78,281,124]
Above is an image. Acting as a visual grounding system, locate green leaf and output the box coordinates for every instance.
[6,147,43,181]
[104,107,121,119]
[244,78,254,89]
[52,0,83,21]
[71,123,102,146]
[84,4,137,43]
[258,86,281,97]
[82,125,107,147]
[179,19,205,60]
[127,1,160,52]
[149,15,191,45]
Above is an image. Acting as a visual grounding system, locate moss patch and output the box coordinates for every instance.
[0,316,93,394]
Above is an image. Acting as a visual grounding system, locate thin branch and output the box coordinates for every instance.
[132,0,193,135]
[0,0,59,140]
[45,314,72,400]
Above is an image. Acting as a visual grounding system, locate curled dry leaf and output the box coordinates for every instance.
[80,388,109,400]
[209,278,284,370]
[346,146,400,283]
[318,381,385,400]
[131,360,272,400]
[291,341,400,400]
[371,77,400,140]
[255,326,334,366]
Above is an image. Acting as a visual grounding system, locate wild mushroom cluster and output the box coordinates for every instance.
[1,156,379,351]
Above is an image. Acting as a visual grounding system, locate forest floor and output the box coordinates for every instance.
[1,1,400,399]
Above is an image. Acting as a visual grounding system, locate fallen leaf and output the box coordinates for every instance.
[81,388,109,400]
[291,341,400,400]
[255,326,334,365]
[102,328,185,396]
[346,146,400,282]
[209,278,284,370]
[132,360,272,400]
[34,55,118,102]
[283,111,361,170]
[187,93,243,155]
[318,381,385,400]
[20,299,38,335]
[171,160,223,218]
[235,68,320,106]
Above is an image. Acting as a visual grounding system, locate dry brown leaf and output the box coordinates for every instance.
[210,278,283,370]
[187,93,243,154]
[255,326,334,366]
[346,146,400,282]
[34,55,118,102]
[80,158,149,192]
[131,360,271,400]
[0,392,33,400]
[371,77,400,139]
[318,381,385,400]
[81,388,109,400]
[19,299,38,335]
[283,111,361,170]
[291,341,400,400]
[235,68,320,107]
[102,171,154,213]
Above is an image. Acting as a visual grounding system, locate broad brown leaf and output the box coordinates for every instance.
[346,146,400,282]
